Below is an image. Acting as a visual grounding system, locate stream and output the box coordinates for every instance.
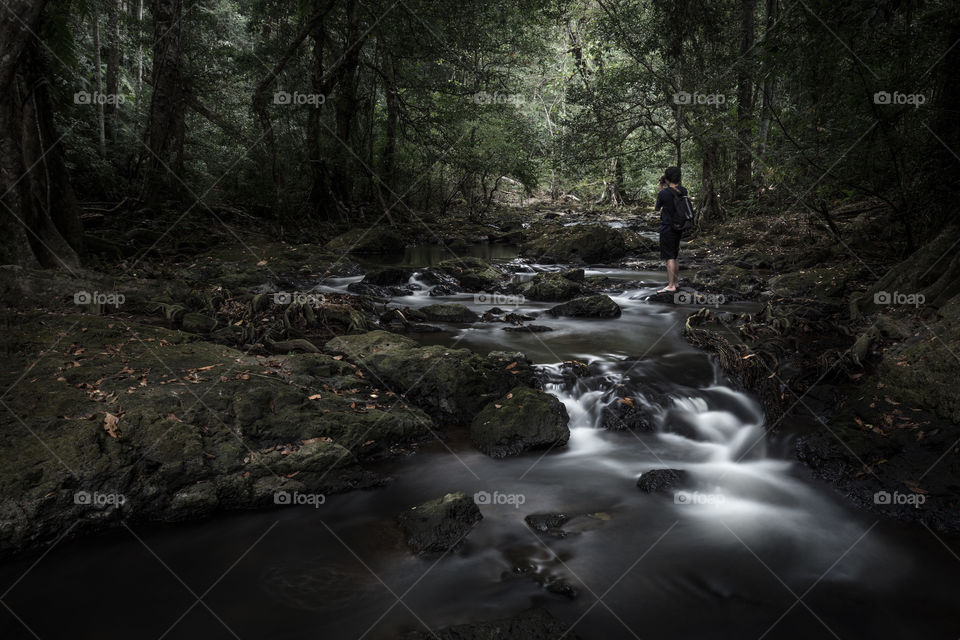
[2,245,959,639]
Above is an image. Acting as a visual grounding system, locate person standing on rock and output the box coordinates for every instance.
[654,166,687,293]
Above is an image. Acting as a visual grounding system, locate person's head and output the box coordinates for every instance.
[657,176,666,189]
[664,166,681,185]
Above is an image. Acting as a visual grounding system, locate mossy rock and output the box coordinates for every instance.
[522,224,626,263]
[326,332,535,422]
[325,330,419,358]
[397,491,482,555]
[519,272,583,302]
[435,257,504,292]
[470,386,570,458]
[547,295,621,318]
[419,303,480,323]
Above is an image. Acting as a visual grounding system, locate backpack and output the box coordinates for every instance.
[668,186,694,232]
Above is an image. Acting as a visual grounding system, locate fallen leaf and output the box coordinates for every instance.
[103,412,121,438]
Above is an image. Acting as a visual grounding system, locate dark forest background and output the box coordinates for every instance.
[2,0,959,267]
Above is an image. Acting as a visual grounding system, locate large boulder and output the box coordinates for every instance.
[324,332,535,422]
[522,224,626,263]
[470,386,570,458]
[636,468,688,493]
[547,294,621,318]
[361,267,414,285]
[397,491,482,554]
[434,257,504,292]
[419,303,480,323]
[518,272,583,302]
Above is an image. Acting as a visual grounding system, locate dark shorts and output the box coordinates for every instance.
[659,227,682,260]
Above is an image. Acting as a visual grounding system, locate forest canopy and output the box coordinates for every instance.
[1,0,958,264]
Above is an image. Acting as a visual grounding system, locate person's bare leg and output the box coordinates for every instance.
[659,258,679,291]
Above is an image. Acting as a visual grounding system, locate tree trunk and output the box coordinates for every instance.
[330,0,361,204]
[0,1,80,268]
[307,7,335,221]
[21,42,85,255]
[697,135,724,227]
[381,49,398,204]
[143,0,185,205]
[734,0,756,199]
[755,0,777,183]
[105,0,121,144]
[92,1,106,157]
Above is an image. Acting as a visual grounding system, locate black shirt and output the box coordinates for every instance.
[655,185,688,232]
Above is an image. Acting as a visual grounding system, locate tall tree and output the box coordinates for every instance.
[734,0,756,199]
[0,0,80,268]
[143,0,185,204]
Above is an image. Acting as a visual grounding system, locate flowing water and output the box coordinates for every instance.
[2,248,959,640]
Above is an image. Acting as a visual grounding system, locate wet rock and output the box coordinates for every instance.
[419,303,480,323]
[0,314,411,555]
[547,294,621,318]
[502,324,553,333]
[503,312,535,324]
[347,282,414,298]
[522,224,626,263]
[561,267,585,281]
[362,267,414,285]
[636,468,688,493]
[600,397,652,431]
[435,257,504,292]
[518,272,583,302]
[397,491,482,555]
[324,331,535,422]
[470,387,570,458]
[524,512,570,537]
[400,607,580,639]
